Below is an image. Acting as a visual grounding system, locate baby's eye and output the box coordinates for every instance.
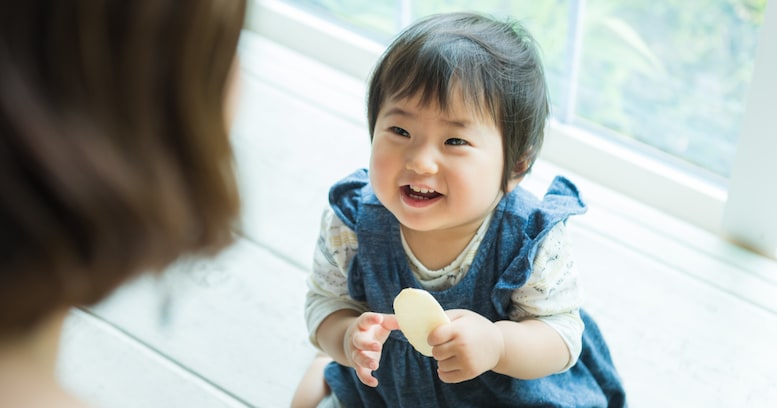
[445,138,469,146]
[390,126,410,137]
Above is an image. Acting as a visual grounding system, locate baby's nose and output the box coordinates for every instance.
[405,145,439,175]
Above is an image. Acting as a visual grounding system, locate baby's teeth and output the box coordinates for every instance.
[410,185,435,194]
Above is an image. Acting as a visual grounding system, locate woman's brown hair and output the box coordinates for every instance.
[0,0,246,335]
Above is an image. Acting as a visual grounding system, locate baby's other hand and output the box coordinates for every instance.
[428,309,504,383]
[343,312,399,387]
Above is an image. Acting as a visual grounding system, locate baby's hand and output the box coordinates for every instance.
[428,309,504,383]
[343,312,399,387]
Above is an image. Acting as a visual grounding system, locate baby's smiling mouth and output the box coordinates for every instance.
[402,185,443,200]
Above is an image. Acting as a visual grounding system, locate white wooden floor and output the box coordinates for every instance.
[56,31,777,408]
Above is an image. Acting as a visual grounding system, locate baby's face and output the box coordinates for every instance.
[369,90,505,237]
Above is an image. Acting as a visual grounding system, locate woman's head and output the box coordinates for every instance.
[0,0,246,335]
[367,12,549,191]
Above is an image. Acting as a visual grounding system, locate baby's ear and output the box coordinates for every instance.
[505,159,530,192]
[505,153,536,192]
[511,157,531,178]
[511,145,536,178]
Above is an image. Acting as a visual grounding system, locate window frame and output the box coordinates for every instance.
[246,0,777,259]
[722,0,777,259]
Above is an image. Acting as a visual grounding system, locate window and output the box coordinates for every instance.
[246,0,777,258]
[280,0,766,179]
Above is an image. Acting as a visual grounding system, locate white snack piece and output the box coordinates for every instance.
[393,288,450,357]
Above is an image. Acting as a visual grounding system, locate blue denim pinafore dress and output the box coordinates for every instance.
[324,169,626,407]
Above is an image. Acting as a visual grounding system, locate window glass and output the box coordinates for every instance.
[288,0,398,41]
[284,0,766,178]
[574,0,766,178]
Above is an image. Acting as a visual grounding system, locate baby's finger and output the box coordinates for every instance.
[352,334,381,352]
[431,341,454,361]
[427,321,454,348]
[437,366,465,384]
[380,314,401,331]
[356,312,382,330]
[435,354,458,374]
[355,365,379,387]
[352,349,379,371]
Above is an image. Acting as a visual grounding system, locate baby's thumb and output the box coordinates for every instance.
[380,314,401,331]
[427,321,454,347]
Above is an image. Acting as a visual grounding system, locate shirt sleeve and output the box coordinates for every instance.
[304,207,369,348]
[508,222,585,372]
